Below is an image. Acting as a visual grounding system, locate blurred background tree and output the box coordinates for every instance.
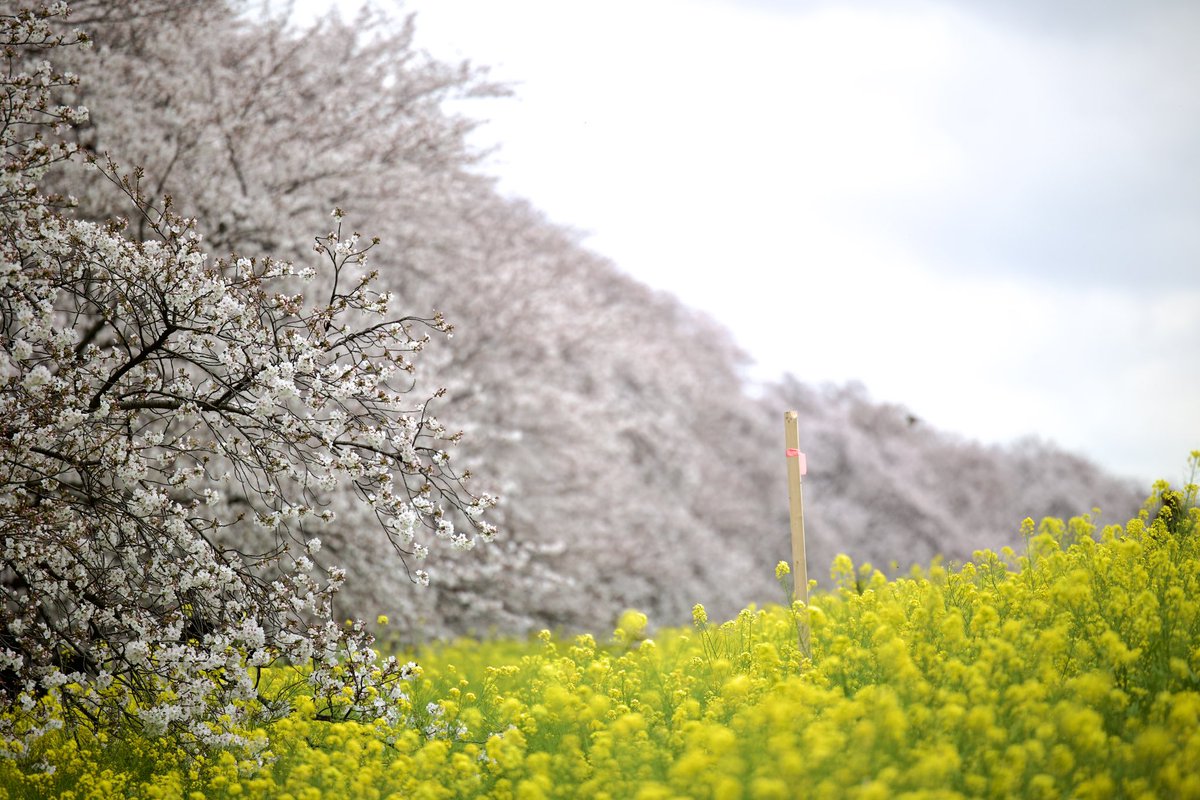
[46,0,1144,639]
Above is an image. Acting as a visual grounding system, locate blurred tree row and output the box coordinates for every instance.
[50,0,1143,638]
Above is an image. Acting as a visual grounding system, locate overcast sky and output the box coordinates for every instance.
[289,0,1200,486]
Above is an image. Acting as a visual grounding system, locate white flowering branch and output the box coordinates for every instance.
[0,2,495,751]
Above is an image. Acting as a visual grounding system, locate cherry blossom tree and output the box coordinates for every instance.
[1,2,495,749]
[39,0,1148,645]
[42,1,778,635]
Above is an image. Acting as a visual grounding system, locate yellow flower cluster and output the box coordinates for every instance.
[2,484,1198,798]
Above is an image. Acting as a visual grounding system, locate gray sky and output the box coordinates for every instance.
[292,0,1200,486]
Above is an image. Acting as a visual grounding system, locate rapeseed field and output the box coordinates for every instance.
[2,479,1197,799]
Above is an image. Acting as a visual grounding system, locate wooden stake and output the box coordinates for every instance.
[784,411,810,652]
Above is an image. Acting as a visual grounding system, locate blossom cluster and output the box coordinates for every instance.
[2,475,1196,797]
[1,2,494,752]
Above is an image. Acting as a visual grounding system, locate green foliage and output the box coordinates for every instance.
[2,465,1199,798]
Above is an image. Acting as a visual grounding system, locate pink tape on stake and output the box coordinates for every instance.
[785,448,807,475]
